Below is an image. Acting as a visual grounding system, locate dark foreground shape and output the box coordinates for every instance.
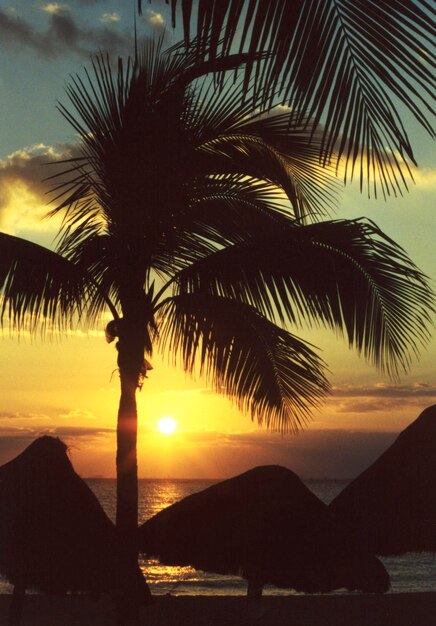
[0,436,150,625]
[330,404,436,556]
[139,465,389,595]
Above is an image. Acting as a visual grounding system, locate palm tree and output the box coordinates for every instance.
[143,0,435,197]
[0,40,433,621]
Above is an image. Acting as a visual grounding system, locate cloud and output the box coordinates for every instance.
[0,423,407,480]
[335,398,406,414]
[332,382,436,399]
[0,411,51,420]
[329,383,436,414]
[0,143,76,237]
[163,387,213,397]
[40,425,114,438]
[409,166,436,188]
[148,427,399,479]
[100,12,121,24]
[0,143,71,208]
[41,3,69,14]
[143,10,165,28]
[0,425,114,467]
[59,409,96,420]
[0,8,132,59]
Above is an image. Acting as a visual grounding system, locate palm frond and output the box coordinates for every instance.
[53,42,340,281]
[286,0,435,198]
[144,0,435,195]
[175,218,434,378]
[146,175,291,279]
[0,233,98,333]
[186,82,341,219]
[196,131,339,220]
[157,294,330,432]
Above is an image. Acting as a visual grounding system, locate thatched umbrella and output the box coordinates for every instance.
[0,436,149,625]
[329,404,436,556]
[139,465,389,596]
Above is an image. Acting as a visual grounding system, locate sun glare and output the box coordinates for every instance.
[157,416,177,435]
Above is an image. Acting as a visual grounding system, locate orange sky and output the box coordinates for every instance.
[1,309,434,479]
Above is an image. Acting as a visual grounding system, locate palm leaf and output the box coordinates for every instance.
[0,234,97,333]
[174,218,434,378]
[157,293,330,432]
[51,45,339,278]
[195,131,338,220]
[186,81,340,219]
[143,0,435,195]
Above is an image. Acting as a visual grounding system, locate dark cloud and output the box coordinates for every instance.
[38,425,114,438]
[336,398,409,414]
[167,428,399,479]
[0,8,132,59]
[330,384,436,414]
[0,424,404,479]
[332,383,436,399]
[0,425,114,466]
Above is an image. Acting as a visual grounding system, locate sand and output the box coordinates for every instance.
[1,593,436,626]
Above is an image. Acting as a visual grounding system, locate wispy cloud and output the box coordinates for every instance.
[40,425,114,438]
[332,382,436,398]
[59,409,96,420]
[163,387,213,397]
[409,166,436,188]
[0,411,51,420]
[100,12,121,24]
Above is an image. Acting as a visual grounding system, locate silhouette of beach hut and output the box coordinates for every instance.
[330,404,436,555]
[0,436,117,625]
[139,465,389,596]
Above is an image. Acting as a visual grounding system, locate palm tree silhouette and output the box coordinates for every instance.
[0,40,433,621]
[142,0,435,197]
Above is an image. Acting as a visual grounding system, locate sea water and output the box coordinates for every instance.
[90,478,436,596]
[1,478,435,595]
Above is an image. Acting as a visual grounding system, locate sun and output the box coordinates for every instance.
[157,416,177,435]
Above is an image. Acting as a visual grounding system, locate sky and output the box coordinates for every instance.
[0,0,435,480]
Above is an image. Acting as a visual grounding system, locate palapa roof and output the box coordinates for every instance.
[330,404,436,555]
[139,464,389,593]
[0,436,116,594]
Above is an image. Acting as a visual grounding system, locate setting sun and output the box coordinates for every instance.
[157,416,177,435]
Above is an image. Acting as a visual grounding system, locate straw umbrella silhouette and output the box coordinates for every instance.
[330,404,436,556]
[139,465,389,597]
[0,436,149,626]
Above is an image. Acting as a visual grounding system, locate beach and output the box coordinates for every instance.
[1,593,436,626]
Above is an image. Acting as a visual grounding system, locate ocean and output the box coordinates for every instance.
[1,478,435,595]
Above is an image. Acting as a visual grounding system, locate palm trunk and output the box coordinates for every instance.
[114,372,141,624]
[116,372,156,622]
[112,309,153,623]
[116,373,138,541]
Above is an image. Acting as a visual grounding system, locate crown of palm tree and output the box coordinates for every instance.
[0,39,433,433]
